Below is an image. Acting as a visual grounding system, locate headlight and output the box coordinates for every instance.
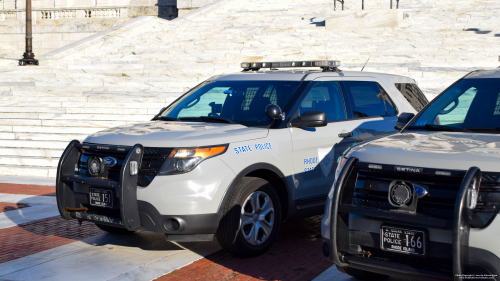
[158,145,228,176]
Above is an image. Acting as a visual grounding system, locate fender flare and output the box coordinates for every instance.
[216,162,293,217]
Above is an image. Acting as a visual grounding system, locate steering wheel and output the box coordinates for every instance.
[439,98,459,114]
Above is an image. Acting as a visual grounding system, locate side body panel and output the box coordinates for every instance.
[218,128,296,199]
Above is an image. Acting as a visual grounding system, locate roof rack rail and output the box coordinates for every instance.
[241,60,341,72]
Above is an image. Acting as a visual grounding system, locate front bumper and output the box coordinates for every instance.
[324,157,500,280]
[56,140,221,239]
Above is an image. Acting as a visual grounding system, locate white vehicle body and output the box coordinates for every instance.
[322,68,500,279]
[56,62,425,255]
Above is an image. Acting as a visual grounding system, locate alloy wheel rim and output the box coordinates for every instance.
[240,191,275,245]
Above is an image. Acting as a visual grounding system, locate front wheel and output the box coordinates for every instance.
[216,177,282,257]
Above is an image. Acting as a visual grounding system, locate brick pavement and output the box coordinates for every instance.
[0,183,56,196]
[156,216,331,281]
[0,202,30,213]
[0,181,334,281]
[0,216,105,264]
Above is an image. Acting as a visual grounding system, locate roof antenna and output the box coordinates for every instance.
[361,57,370,71]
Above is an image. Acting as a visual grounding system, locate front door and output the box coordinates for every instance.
[290,78,358,200]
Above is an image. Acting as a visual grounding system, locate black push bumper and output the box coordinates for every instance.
[56,140,144,231]
[56,140,221,239]
[329,157,498,280]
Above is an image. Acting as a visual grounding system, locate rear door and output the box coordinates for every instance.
[290,77,358,201]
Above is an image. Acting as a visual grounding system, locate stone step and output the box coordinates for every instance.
[0,165,56,177]
[0,148,63,158]
[0,107,67,113]
[0,0,498,176]
[0,112,148,121]
[0,139,70,149]
[12,133,87,142]
[11,126,102,134]
[0,156,59,167]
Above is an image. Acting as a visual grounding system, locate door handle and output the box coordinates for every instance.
[338,132,353,138]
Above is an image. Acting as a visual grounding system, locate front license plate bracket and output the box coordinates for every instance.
[380,225,426,256]
[89,188,113,208]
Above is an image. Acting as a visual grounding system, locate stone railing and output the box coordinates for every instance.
[0,11,16,21]
[85,8,121,18]
[0,7,128,21]
[40,10,77,20]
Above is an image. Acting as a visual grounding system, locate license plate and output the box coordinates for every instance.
[380,226,426,256]
[89,188,113,208]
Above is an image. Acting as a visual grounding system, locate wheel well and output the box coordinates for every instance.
[246,169,289,219]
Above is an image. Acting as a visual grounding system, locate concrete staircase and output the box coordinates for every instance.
[0,17,130,59]
[0,0,499,177]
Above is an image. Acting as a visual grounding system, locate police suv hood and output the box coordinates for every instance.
[84,121,268,147]
[348,131,500,172]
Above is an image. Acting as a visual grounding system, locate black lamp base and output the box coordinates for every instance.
[19,52,39,66]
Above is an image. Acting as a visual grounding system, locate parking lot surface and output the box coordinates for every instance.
[0,179,407,281]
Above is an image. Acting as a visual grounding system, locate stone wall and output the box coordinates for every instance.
[177,0,216,16]
[0,0,178,58]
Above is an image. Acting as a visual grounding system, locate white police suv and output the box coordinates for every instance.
[56,60,426,257]
[322,68,500,279]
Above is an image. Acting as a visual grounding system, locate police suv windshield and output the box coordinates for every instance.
[408,78,500,132]
[159,80,301,127]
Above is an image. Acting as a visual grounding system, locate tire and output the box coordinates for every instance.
[343,266,389,281]
[95,223,136,235]
[216,177,282,257]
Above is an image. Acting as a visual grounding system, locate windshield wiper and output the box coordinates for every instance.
[179,116,236,124]
[407,124,471,132]
[155,116,181,121]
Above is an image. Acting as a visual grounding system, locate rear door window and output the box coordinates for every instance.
[344,81,396,118]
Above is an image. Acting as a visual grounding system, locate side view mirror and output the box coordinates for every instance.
[266,104,285,120]
[395,112,415,130]
[290,111,327,128]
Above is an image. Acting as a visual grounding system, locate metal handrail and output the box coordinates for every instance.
[334,0,344,11]
[390,0,400,9]
[337,0,400,11]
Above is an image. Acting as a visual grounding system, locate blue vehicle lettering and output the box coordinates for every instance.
[254,142,272,151]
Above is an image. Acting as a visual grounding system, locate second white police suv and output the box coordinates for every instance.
[56,60,427,257]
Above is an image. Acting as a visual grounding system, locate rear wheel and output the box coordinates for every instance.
[95,223,135,235]
[343,266,389,281]
[216,177,282,257]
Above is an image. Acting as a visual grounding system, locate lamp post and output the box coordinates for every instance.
[19,0,38,66]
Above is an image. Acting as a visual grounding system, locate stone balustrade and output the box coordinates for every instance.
[0,11,16,21]
[0,7,128,21]
[40,10,77,20]
[85,8,122,18]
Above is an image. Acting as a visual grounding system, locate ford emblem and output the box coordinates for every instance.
[102,157,118,167]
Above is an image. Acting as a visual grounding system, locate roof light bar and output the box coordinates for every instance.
[241,60,341,71]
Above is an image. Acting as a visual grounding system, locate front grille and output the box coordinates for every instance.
[363,247,453,274]
[353,167,462,220]
[77,146,172,187]
[351,163,500,228]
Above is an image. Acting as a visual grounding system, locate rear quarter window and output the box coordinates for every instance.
[395,83,428,112]
[344,81,396,118]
